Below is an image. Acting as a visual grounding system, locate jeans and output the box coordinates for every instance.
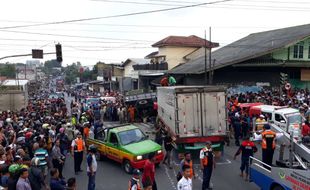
[202,167,213,190]
[88,172,96,190]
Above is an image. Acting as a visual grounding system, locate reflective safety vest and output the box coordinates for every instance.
[201,148,213,167]
[183,160,193,178]
[261,130,276,150]
[75,138,84,152]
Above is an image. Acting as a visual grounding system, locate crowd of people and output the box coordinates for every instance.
[0,87,79,190]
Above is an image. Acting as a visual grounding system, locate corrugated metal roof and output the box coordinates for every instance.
[123,58,150,66]
[170,24,310,74]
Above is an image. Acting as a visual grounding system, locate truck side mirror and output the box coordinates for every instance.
[280,120,286,124]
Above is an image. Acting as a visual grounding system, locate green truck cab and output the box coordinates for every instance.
[86,124,164,173]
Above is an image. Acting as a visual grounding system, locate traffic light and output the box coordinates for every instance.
[280,72,288,85]
[55,43,63,62]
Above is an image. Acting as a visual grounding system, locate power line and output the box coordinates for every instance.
[0,38,150,44]
[0,30,154,42]
[92,0,310,11]
[0,0,230,30]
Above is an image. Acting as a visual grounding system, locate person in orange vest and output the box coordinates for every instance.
[180,152,195,179]
[128,105,135,123]
[261,124,277,166]
[83,122,90,140]
[71,132,85,175]
[200,141,215,190]
[128,169,142,190]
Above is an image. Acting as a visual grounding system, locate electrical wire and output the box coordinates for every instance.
[0,30,154,42]
[0,0,230,30]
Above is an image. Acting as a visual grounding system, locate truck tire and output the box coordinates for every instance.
[123,160,133,174]
[272,185,284,190]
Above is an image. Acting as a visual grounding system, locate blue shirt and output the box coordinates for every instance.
[50,178,66,190]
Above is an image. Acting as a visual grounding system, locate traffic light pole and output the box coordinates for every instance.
[0,52,55,61]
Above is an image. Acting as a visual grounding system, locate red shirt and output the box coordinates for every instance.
[142,160,155,184]
[302,124,310,137]
[160,77,168,86]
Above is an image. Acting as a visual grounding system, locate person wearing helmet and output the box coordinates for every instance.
[28,158,48,190]
[87,145,97,190]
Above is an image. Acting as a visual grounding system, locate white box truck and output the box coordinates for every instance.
[157,86,228,152]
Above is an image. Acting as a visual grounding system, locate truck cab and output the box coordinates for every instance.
[87,124,164,173]
[250,105,302,138]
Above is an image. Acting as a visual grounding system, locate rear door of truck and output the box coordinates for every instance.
[176,92,202,137]
[202,91,226,136]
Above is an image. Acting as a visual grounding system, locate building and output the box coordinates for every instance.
[150,35,219,70]
[0,79,29,111]
[170,24,310,88]
[16,64,37,81]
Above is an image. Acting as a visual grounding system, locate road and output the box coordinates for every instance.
[62,94,262,190]
[62,121,263,190]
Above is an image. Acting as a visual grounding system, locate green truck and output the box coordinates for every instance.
[86,124,164,173]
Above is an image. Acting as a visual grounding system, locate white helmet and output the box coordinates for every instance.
[6,118,12,123]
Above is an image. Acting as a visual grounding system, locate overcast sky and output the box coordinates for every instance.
[0,0,310,67]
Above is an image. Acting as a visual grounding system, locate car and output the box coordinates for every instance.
[86,124,164,173]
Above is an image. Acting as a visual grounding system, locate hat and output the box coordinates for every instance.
[59,128,65,133]
[8,164,20,174]
[235,112,240,118]
[259,114,265,118]
[205,141,212,145]
[14,155,22,162]
[42,123,50,129]
[132,169,141,175]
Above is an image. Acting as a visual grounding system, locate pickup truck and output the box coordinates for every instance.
[86,124,164,173]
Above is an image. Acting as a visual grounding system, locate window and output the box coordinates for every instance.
[109,133,119,145]
[275,114,285,123]
[118,129,145,145]
[293,42,304,59]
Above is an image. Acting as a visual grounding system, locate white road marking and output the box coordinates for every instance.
[164,165,177,190]
[216,159,232,165]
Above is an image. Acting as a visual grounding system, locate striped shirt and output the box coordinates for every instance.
[34,148,48,166]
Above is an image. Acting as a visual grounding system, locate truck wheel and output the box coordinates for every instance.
[123,160,133,174]
[272,185,284,190]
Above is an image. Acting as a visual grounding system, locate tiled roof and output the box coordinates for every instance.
[152,35,219,48]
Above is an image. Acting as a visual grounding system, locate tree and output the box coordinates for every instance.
[0,64,16,78]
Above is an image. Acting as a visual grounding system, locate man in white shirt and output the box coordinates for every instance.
[177,165,192,190]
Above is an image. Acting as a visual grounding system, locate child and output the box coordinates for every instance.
[234,135,257,181]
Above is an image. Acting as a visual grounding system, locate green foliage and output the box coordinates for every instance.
[64,62,97,84]
[0,64,16,78]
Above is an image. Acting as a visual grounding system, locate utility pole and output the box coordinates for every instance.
[204,30,207,84]
[209,27,212,85]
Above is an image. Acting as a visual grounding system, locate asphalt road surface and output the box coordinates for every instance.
[62,121,266,190]
[62,95,262,190]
